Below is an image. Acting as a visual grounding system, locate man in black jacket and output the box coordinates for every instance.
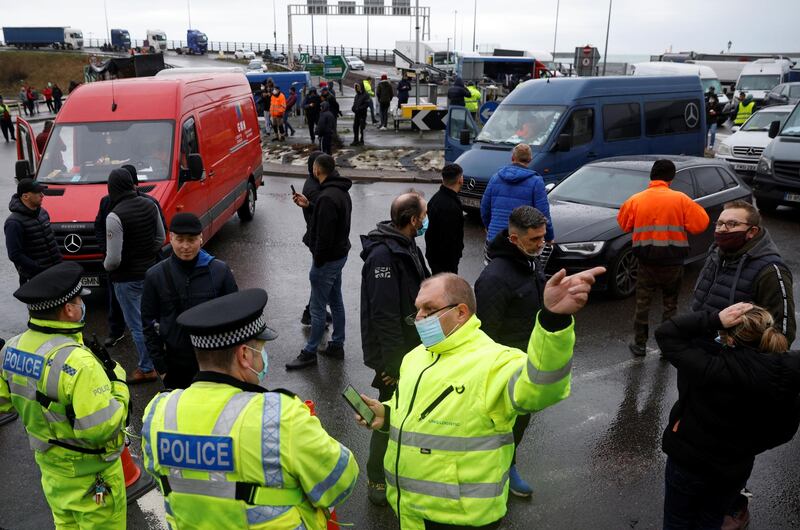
[447,76,471,107]
[425,163,464,274]
[316,101,336,154]
[4,178,62,285]
[302,87,321,143]
[360,192,430,506]
[288,154,352,369]
[141,213,238,389]
[95,164,166,347]
[351,81,370,146]
[474,205,548,498]
[104,169,165,384]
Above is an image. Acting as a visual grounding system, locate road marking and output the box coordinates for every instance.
[574,355,660,382]
[137,489,168,529]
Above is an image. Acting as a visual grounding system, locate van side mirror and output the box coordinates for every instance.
[555,133,571,152]
[768,120,781,139]
[186,154,205,181]
[459,129,472,146]
[544,183,555,194]
[15,160,31,181]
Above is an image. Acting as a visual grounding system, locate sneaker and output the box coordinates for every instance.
[301,306,311,326]
[104,333,126,348]
[628,342,647,357]
[290,130,295,137]
[367,481,388,506]
[350,141,360,146]
[320,342,344,360]
[508,465,533,497]
[286,350,318,370]
[127,369,158,385]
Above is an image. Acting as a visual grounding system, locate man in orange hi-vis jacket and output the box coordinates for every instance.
[270,87,287,142]
[618,159,709,356]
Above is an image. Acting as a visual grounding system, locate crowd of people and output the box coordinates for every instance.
[0,142,799,530]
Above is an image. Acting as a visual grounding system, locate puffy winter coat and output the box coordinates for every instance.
[480,164,554,242]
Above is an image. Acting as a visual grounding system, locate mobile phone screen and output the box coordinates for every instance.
[290,184,297,194]
[342,385,376,424]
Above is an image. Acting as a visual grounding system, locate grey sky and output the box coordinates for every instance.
[2,0,798,55]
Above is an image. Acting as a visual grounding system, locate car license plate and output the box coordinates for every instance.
[733,163,757,171]
[785,193,800,203]
[460,196,481,209]
[81,275,100,287]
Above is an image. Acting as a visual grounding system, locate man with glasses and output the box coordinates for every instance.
[692,200,795,345]
[359,192,430,506]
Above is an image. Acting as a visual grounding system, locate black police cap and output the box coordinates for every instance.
[177,289,278,350]
[14,262,91,312]
[169,212,202,235]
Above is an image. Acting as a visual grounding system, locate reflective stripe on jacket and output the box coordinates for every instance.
[141,379,358,529]
[734,101,755,125]
[270,93,287,117]
[384,314,574,529]
[0,319,129,475]
[617,180,709,266]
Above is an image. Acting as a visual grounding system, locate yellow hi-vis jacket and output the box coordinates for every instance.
[734,101,755,126]
[364,79,375,97]
[0,319,130,469]
[466,86,481,113]
[383,312,574,529]
[141,372,359,529]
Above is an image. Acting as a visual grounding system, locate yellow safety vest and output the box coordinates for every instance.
[466,86,481,113]
[734,101,755,126]
[364,80,375,97]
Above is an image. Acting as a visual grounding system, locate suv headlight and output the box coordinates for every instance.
[757,156,773,174]
[557,241,605,257]
[717,142,732,156]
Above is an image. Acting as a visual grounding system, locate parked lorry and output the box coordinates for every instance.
[145,29,168,53]
[109,29,131,51]
[2,26,83,50]
[176,29,208,55]
[395,40,456,74]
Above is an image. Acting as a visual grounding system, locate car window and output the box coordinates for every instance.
[644,99,702,136]
[602,103,641,141]
[562,108,594,147]
[671,170,695,198]
[790,86,800,98]
[717,167,739,189]
[180,118,199,169]
[693,166,726,196]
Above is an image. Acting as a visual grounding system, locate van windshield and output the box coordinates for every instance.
[37,120,175,184]
[701,78,723,95]
[738,75,780,91]
[780,106,800,137]
[476,105,565,147]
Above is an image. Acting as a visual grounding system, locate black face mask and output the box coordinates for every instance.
[714,230,750,252]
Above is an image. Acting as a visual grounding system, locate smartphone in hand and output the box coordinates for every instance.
[342,384,376,424]
[290,184,297,195]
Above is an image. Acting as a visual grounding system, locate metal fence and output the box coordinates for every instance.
[82,38,394,63]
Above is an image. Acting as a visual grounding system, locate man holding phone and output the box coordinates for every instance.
[355,267,605,529]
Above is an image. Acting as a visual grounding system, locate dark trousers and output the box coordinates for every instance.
[353,111,366,143]
[307,118,317,142]
[367,374,395,483]
[424,519,503,530]
[379,103,390,127]
[511,413,531,466]
[428,259,459,275]
[633,263,683,346]
[53,98,62,113]
[367,99,376,122]
[107,284,127,338]
[0,119,14,142]
[320,134,332,154]
[663,457,745,530]
[163,356,199,390]
[45,99,54,112]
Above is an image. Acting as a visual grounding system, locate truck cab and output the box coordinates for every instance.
[110,29,131,51]
[187,29,208,55]
[146,29,168,52]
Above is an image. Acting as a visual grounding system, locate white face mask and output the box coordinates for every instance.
[245,345,269,386]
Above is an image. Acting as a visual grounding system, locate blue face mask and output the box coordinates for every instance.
[414,306,456,347]
[246,345,269,385]
[416,216,429,238]
[69,301,86,323]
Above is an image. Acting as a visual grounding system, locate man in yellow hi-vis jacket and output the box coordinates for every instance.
[0,262,130,529]
[357,268,604,529]
[141,288,359,529]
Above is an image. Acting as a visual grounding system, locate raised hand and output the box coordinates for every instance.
[543,267,607,315]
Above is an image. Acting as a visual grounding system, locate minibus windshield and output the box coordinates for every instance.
[476,105,565,147]
[738,75,780,91]
[37,121,175,184]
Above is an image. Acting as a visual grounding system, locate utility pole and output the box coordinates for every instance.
[602,0,613,76]
[472,0,477,51]
[187,0,192,28]
[415,0,420,104]
[104,0,111,44]
[311,10,315,54]
[453,10,457,53]
[552,0,560,65]
[273,0,277,49]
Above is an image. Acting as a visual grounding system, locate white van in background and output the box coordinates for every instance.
[736,59,794,103]
[631,61,729,108]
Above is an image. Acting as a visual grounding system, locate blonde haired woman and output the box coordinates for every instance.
[656,303,800,529]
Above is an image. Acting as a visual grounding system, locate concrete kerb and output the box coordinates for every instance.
[262,162,440,184]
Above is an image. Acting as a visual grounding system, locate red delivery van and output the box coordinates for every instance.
[15,72,263,287]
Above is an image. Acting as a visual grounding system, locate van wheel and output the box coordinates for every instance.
[238,181,256,221]
[610,246,638,299]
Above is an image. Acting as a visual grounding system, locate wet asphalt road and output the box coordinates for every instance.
[1,134,800,529]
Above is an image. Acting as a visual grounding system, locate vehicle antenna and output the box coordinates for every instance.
[111,79,118,112]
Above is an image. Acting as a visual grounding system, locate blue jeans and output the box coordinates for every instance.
[707,122,717,148]
[304,256,346,352]
[663,457,745,530]
[283,114,295,135]
[112,280,154,372]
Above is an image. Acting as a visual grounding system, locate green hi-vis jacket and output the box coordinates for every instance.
[141,373,359,529]
[466,86,481,113]
[384,312,574,529]
[0,319,130,476]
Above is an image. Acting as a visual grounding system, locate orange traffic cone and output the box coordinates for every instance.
[305,401,340,530]
[121,443,156,503]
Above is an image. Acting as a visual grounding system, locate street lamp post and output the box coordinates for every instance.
[273,0,277,49]
[602,0,613,76]
[552,0,560,65]
[187,0,192,29]
[453,10,457,52]
[472,0,477,51]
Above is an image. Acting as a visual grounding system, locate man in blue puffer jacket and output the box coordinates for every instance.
[480,143,554,252]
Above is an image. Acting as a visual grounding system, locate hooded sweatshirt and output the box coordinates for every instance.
[306,170,352,267]
[480,163,554,242]
[447,77,471,107]
[352,83,371,114]
[316,101,336,137]
[360,221,430,378]
[692,228,795,344]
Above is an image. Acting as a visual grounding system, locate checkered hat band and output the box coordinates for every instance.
[190,316,267,349]
[27,281,83,312]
